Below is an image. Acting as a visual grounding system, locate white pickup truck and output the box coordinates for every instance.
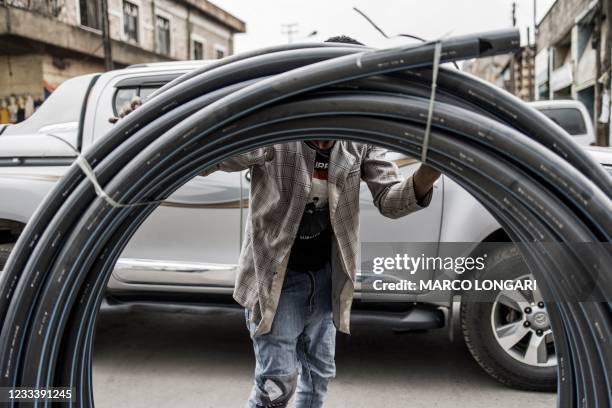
[2,62,611,392]
[528,100,596,146]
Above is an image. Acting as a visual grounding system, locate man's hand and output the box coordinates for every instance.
[108,96,142,124]
[413,164,441,202]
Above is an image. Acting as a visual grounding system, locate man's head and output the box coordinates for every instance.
[325,35,364,46]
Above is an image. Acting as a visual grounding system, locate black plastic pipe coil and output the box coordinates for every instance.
[0,29,610,408]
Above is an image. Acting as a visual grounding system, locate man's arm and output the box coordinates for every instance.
[199,147,274,176]
[361,146,441,219]
[413,164,442,202]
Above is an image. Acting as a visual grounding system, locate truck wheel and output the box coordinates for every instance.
[460,244,556,391]
[0,243,14,271]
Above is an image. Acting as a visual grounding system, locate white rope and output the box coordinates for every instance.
[46,133,163,208]
[421,40,443,163]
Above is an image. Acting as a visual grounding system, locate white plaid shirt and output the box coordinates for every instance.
[205,141,431,335]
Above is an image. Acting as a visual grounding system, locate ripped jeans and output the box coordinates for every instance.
[245,262,336,408]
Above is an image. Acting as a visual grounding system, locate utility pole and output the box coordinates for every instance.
[533,0,538,38]
[602,0,611,145]
[100,0,114,71]
[510,2,517,99]
[281,23,299,44]
[532,0,538,101]
[594,5,603,145]
[527,26,534,101]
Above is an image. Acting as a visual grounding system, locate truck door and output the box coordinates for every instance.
[358,153,444,301]
[95,72,243,293]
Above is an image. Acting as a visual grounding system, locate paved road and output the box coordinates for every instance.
[93,308,556,408]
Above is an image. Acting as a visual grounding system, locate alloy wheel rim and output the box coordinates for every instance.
[490,274,557,368]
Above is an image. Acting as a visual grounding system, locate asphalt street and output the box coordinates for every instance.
[93,307,556,408]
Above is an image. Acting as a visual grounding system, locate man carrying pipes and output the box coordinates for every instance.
[112,35,440,408]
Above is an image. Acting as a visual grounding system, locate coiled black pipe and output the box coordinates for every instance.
[0,29,610,408]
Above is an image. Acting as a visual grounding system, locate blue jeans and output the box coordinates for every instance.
[245,262,336,408]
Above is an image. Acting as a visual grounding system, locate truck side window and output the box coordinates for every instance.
[112,86,163,116]
[139,87,158,100]
[113,88,139,116]
[538,108,587,136]
[112,73,183,115]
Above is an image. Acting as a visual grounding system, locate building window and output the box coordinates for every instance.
[156,16,171,55]
[215,46,226,59]
[79,0,101,30]
[123,1,139,43]
[192,40,204,60]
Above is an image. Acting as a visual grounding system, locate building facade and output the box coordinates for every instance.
[503,46,536,102]
[462,54,512,90]
[535,0,611,145]
[462,45,535,102]
[0,0,245,118]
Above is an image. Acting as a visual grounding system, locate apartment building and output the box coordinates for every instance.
[0,0,245,111]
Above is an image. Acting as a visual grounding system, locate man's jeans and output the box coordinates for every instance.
[245,262,336,408]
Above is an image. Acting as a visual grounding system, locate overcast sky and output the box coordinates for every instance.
[213,0,557,53]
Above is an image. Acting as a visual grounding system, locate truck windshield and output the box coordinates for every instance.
[3,74,97,136]
[537,107,587,136]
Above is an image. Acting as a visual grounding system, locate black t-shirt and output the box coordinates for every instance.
[287,142,332,272]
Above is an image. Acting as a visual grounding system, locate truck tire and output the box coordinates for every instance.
[0,243,14,271]
[461,244,557,391]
